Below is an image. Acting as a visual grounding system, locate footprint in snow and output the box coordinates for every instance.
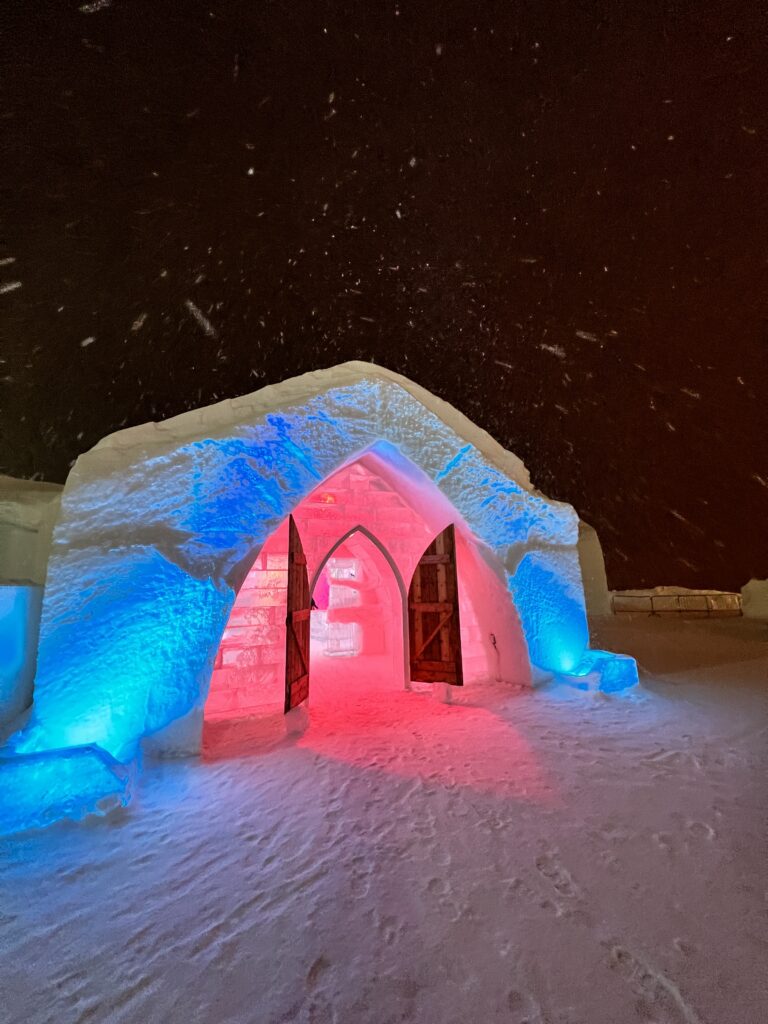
[686,820,716,841]
[306,955,331,989]
[506,987,543,1024]
[426,875,450,897]
[604,941,704,1024]
[535,850,580,899]
[652,831,675,855]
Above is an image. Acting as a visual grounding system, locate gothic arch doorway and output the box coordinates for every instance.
[308,525,409,700]
[203,449,530,755]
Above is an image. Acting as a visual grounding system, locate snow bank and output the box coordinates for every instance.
[613,586,742,616]
[741,579,768,619]
[0,475,62,585]
[577,519,612,618]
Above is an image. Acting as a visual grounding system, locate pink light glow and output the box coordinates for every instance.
[296,695,557,806]
[310,530,405,693]
[204,454,530,745]
[203,689,555,806]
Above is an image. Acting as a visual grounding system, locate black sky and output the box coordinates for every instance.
[1,0,766,589]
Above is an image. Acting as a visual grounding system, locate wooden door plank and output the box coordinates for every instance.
[408,524,463,686]
[284,515,311,713]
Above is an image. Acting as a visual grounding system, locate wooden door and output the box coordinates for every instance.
[284,515,311,712]
[408,524,463,686]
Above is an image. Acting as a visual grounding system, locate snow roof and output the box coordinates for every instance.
[90,361,536,495]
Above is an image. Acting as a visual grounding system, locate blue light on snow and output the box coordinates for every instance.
[0,745,133,835]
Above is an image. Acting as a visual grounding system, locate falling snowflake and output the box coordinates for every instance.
[540,343,566,358]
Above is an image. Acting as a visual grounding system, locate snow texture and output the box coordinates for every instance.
[0,618,765,1023]
[577,519,613,617]
[9,363,598,764]
[741,579,768,619]
[0,475,62,586]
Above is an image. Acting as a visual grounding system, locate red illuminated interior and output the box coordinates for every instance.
[204,453,529,741]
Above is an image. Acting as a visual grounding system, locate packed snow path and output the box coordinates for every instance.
[2,619,767,1024]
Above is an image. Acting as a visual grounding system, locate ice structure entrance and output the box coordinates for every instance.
[203,451,519,736]
[3,363,640,832]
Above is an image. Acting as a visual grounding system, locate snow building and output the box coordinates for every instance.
[0,362,637,832]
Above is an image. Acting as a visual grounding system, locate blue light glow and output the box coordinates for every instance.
[0,745,133,835]
[0,589,28,712]
[11,546,231,761]
[509,550,589,674]
[1,372,622,832]
[565,649,639,692]
[0,585,40,729]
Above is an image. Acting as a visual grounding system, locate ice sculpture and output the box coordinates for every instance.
[0,361,637,832]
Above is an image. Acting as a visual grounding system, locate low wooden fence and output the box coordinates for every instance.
[611,592,742,618]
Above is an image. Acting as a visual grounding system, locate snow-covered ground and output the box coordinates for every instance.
[2,618,767,1024]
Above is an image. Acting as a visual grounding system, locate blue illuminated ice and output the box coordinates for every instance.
[0,744,133,835]
[561,649,640,693]
[10,546,231,760]
[510,550,589,673]
[0,362,636,830]
[0,585,42,728]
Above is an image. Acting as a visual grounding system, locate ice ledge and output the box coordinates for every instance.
[0,744,134,836]
[559,650,640,693]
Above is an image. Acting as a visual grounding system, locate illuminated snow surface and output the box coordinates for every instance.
[2,618,767,1024]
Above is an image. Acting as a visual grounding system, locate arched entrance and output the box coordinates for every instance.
[5,363,635,831]
[309,526,408,699]
[203,451,526,739]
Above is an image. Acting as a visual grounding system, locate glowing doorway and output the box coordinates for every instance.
[204,450,529,747]
[309,527,407,700]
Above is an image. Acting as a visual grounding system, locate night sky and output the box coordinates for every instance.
[1,1,766,590]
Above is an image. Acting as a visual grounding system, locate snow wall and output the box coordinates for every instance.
[741,579,768,619]
[1,363,637,830]
[576,520,612,618]
[0,584,43,732]
[0,476,62,586]
[0,477,62,733]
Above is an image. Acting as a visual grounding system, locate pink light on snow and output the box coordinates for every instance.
[204,688,555,807]
[295,693,557,806]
